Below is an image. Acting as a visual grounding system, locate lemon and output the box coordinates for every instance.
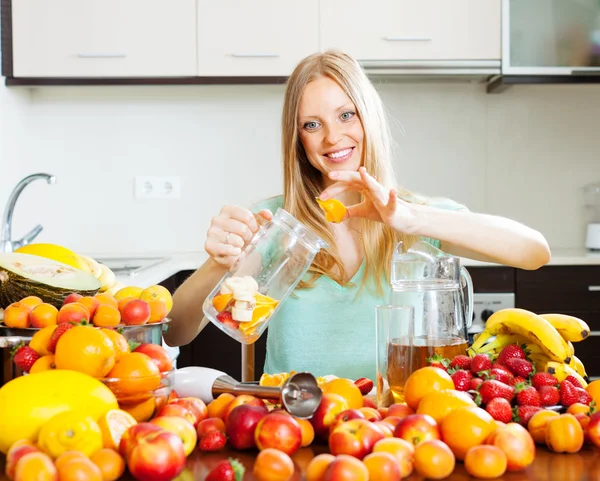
[37,410,103,458]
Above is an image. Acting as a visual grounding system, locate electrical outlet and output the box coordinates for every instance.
[134,176,181,199]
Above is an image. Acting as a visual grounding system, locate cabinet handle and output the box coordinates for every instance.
[230,53,280,58]
[589,286,600,291]
[589,331,600,336]
[77,53,127,59]
[382,36,432,42]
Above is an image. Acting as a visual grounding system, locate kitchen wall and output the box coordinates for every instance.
[1,78,600,255]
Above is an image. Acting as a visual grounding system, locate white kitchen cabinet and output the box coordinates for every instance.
[11,0,197,78]
[320,0,501,62]
[196,0,319,76]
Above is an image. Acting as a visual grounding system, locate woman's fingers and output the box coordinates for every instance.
[359,167,388,206]
[222,205,259,232]
[345,201,371,219]
[212,216,254,243]
[319,180,364,200]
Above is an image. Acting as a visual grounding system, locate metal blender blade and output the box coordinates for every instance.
[280,372,322,419]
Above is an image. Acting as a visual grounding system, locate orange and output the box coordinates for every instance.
[29,325,58,356]
[403,367,454,411]
[251,304,275,323]
[316,198,347,223]
[259,372,293,387]
[54,325,117,378]
[90,448,126,481]
[440,406,496,460]
[97,409,138,450]
[105,352,161,403]
[139,285,173,314]
[29,354,56,374]
[464,445,507,479]
[212,293,233,312]
[92,305,121,328]
[255,293,278,305]
[119,397,156,422]
[114,286,143,302]
[57,457,103,481]
[100,329,130,359]
[207,393,235,420]
[586,380,600,404]
[321,378,364,410]
[416,389,476,424]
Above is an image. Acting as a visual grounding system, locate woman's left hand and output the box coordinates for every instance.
[320,167,420,233]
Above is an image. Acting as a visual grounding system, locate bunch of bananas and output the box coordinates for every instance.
[468,308,591,387]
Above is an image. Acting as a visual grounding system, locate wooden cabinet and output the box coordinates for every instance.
[320,0,501,63]
[196,0,319,77]
[10,0,197,78]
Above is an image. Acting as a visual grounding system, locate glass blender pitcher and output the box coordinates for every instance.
[386,240,473,402]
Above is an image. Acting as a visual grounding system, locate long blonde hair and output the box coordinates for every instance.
[281,50,419,295]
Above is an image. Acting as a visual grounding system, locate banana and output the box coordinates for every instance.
[476,333,527,354]
[539,313,590,342]
[483,308,572,364]
[469,330,494,353]
[572,355,588,380]
[540,360,588,388]
[97,263,116,292]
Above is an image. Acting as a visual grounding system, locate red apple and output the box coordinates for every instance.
[155,403,197,427]
[128,430,186,481]
[254,412,303,456]
[134,343,173,372]
[393,414,441,446]
[150,416,198,457]
[226,404,269,450]
[223,394,267,422]
[329,409,366,436]
[5,440,39,479]
[588,412,600,448]
[119,423,165,460]
[169,397,208,427]
[62,293,83,305]
[310,393,349,440]
[197,417,226,438]
[328,418,386,459]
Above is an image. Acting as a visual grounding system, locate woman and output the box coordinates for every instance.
[164,50,550,381]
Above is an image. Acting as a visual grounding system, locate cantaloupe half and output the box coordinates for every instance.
[0,253,102,309]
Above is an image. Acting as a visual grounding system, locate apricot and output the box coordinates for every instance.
[545,414,584,454]
[464,445,508,479]
[363,451,402,481]
[322,454,368,481]
[29,303,58,328]
[94,293,119,309]
[14,451,57,481]
[3,303,30,328]
[29,325,58,356]
[19,296,43,310]
[90,448,126,481]
[63,293,83,305]
[119,299,150,325]
[57,457,103,481]
[5,440,39,480]
[147,299,168,324]
[57,302,90,324]
[413,439,455,480]
[306,453,335,481]
[207,393,235,420]
[92,305,121,327]
[372,437,415,477]
[253,448,295,481]
[528,410,560,444]
[295,417,315,447]
[29,354,56,374]
[118,296,136,312]
[77,296,101,318]
[55,451,87,471]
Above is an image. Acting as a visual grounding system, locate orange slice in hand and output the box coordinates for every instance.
[97,409,138,450]
[317,198,347,223]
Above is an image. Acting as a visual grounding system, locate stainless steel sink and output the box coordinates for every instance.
[95,256,169,277]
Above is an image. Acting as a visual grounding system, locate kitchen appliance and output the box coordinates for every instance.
[584,183,600,251]
[172,367,322,419]
[470,293,516,336]
[95,256,169,277]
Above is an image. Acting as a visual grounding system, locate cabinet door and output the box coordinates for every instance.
[320,0,500,62]
[12,0,197,78]
[197,0,319,76]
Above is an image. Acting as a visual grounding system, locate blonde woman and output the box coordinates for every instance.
[165,50,550,380]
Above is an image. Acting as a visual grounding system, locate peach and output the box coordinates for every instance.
[5,440,39,480]
[154,403,197,427]
[413,439,455,479]
[373,421,394,438]
[322,454,368,481]
[128,430,186,481]
[574,413,591,444]
[464,445,508,479]
[372,437,415,477]
[223,394,267,422]
[363,451,402,481]
[118,296,137,311]
[134,343,173,372]
[14,451,57,481]
[585,412,600,447]
[207,393,235,420]
[3,303,30,328]
[62,293,83,305]
[358,407,382,422]
[386,403,415,419]
[380,415,403,431]
[77,296,101,319]
[310,393,349,440]
[151,416,197,456]
[196,417,226,438]
[120,299,151,325]
[306,453,335,481]
[29,303,58,328]
[328,418,386,459]
[226,404,269,450]
[491,422,536,471]
[254,412,303,456]
[394,413,441,446]
[119,422,164,460]
[328,409,366,436]
[57,302,90,324]
[253,448,295,481]
[168,397,208,427]
[294,417,315,447]
[377,407,389,418]
[362,397,378,409]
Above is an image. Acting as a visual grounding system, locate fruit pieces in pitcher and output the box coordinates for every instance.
[212,276,278,336]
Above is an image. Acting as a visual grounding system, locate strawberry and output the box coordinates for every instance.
[216,311,239,331]
[451,370,473,392]
[515,385,541,407]
[470,354,492,375]
[504,358,533,378]
[354,378,374,395]
[513,405,541,426]
[564,375,583,389]
[11,345,39,373]
[469,377,484,391]
[449,355,472,371]
[485,397,513,423]
[489,368,514,385]
[427,354,449,372]
[48,322,76,353]
[559,380,580,407]
[199,430,227,452]
[510,376,528,387]
[497,344,527,366]
[206,458,245,481]
[538,386,560,406]
[576,388,592,406]
[531,372,559,390]
[477,380,515,405]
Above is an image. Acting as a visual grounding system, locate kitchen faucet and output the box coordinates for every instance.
[0,173,57,253]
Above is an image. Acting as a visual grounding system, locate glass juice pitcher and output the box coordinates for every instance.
[203,208,328,344]
[386,240,473,403]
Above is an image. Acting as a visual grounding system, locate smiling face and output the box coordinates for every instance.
[297,76,364,186]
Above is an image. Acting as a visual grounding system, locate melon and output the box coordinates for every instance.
[0,253,102,309]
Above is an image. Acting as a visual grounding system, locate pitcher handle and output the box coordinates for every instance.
[460,267,474,329]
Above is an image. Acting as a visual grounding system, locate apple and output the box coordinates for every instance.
[329,409,366,436]
[155,403,197,427]
[254,412,303,456]
[169,397,208,427]
[223,394,267,422]
[359,407,382,422]
[587,412,600,448]
[226,404,269,450]
[119,423,164,460]
[197,417,226,438]
[62,293,83,305]
[393,414,441,446]
[310,393,350,440]
[328,418,386,459]
[134,343,173,372]
[490,422,535,471]
[150,416,198,456]
[5,440,39,479]
[128,430,186,481]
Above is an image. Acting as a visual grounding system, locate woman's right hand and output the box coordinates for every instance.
[205,206,273,268]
